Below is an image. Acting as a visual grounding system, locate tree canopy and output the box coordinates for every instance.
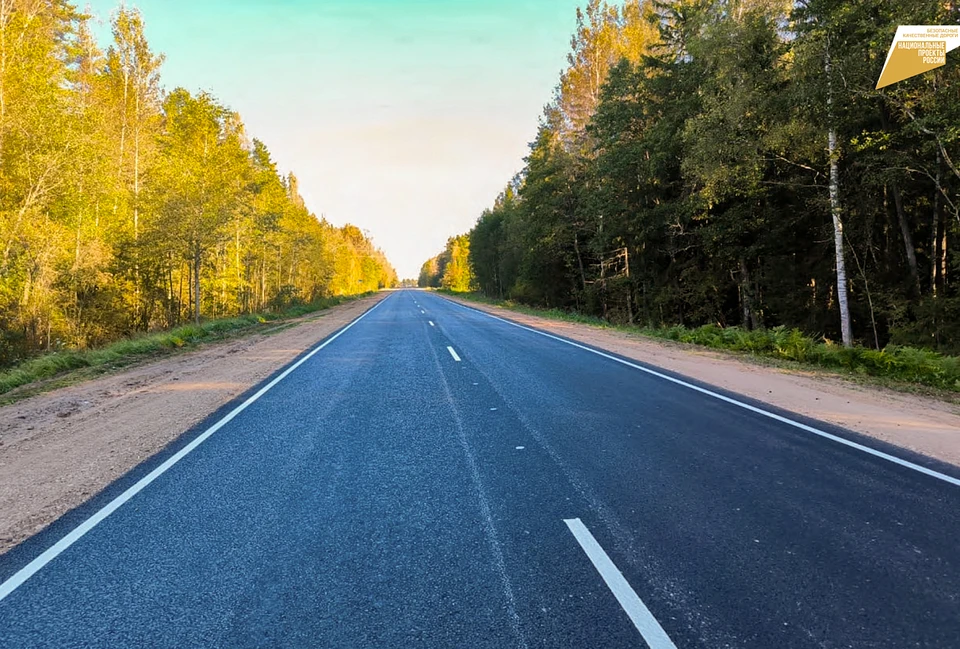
[425,0,960,352]
[419,235,473,292]
[0,2,396,365]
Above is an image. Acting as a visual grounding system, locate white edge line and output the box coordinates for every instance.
[447,346,461,362]
[440,296,960,489]
[564,518,678,649]
[0,295,390,603]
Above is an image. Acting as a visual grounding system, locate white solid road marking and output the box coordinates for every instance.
[447,346,461,362]
[429,321,435,327]
[0,295,392,603]
[564,518,678,649]
[441,297,960,489]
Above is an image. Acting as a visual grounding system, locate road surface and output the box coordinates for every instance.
[1,290,959,648]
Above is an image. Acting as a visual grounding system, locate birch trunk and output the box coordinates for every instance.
[932,151,941,296]
[826,38,853,347]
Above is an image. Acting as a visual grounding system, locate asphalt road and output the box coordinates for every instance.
[2,290,960,648]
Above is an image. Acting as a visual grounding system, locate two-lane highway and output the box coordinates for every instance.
[2,290,959,648]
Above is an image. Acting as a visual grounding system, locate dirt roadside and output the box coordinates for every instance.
[440,295,960,467]
[0,293,387,554]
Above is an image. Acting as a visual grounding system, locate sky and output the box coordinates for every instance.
[82,0,584,279]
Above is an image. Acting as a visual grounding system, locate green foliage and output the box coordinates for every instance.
[420,235,474,291]
[0,3,396,366]
[441,235,474,292]
[769,326,818,364]
[644,327,960,391]
[439,0,959,360]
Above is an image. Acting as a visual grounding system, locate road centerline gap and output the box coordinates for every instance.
[564,518,678,649]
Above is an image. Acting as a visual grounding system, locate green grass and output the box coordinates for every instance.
[441,290,960,394]
[0,293,374,399]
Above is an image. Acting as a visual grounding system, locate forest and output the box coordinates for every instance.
[418,235,473,292]
[0,1,396,366]
[423,0,960,354]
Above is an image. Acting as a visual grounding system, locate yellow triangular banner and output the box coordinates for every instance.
[876,26,960,90]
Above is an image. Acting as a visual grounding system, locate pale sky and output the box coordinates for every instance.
[82,0,583,278]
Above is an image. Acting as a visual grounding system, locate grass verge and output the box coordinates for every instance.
[0,293,375,400]
[439,290,960,395]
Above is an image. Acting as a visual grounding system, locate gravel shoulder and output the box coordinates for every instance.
[0,293,387,554]
[440,294,960,468]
